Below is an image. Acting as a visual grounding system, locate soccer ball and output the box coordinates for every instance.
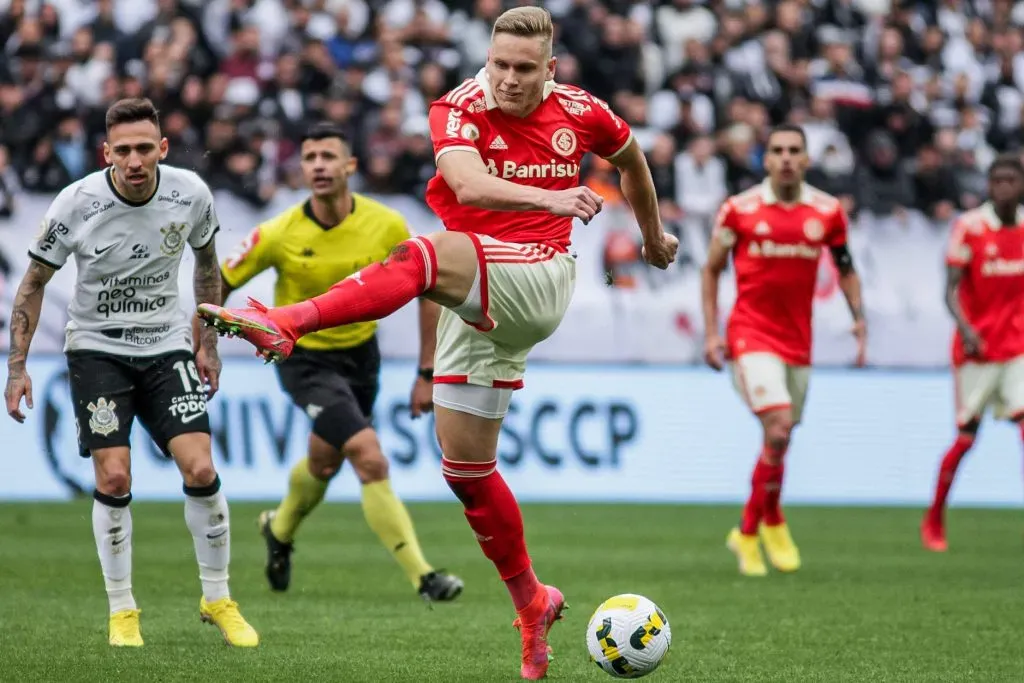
[586,594,671,678]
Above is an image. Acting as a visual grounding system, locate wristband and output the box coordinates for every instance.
[417,368,434,381]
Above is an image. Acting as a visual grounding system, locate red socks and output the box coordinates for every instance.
[740,448,785,535]
[272,237,437,337]
[763,461,786,526]
[929,433,975,520]
[442,458,540,610]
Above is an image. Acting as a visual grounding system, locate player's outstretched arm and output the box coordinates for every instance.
[437,150,603,222]
[701,225,730,371]
[4,261,55,422]
[193,242,223,396]
[606,139,677,269]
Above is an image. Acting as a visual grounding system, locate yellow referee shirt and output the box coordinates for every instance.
[220,195,411,351]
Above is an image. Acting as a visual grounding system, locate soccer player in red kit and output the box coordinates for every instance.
[197,7,678,679]
[922,155,1024,552]
[701,124,866,577]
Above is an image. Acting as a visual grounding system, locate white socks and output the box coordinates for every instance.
[183,476,231,602]
[94,477,232,610]
[92,492,136,615]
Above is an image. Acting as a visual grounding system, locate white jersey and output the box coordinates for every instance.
[28,165,219,357]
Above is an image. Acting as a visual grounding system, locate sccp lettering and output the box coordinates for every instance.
[385,399,638,469]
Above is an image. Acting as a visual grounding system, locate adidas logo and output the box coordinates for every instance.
[489,135,508,150]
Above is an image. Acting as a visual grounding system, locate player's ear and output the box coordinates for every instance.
[345,156,357,174]
[548,55,557,81]
[159,137,169,161]
[102,142,112,165]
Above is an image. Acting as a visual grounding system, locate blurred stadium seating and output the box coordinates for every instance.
[2,0,1023,367]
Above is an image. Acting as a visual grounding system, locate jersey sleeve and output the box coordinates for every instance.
[946,218,972,267]
[220,223,274,288]
[189,183,221,250]
[428,98,484,162]
[28,188,77,270]
[584,94,634,160]
[827,203,850,247]
[711,200,740,251]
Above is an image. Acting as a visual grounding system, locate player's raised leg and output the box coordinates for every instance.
[197,224,486,357]
[91,447,143,647]
[168,432,258,647]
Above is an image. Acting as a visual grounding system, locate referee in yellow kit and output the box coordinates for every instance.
[217,122,463,602]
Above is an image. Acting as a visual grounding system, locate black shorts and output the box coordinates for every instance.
[274,338,381,449]
[66,349,211,458]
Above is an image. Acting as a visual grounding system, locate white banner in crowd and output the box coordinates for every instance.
[0,189,957,368]
[1,355,1021,507]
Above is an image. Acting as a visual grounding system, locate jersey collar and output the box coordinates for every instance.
[760,179,812,206]
[474,68,557,111]
[980,201,1024,230]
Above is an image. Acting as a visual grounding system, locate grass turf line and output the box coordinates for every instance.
[0,502,1021,682]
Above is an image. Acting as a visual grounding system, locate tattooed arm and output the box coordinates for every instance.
[5,261,56,422]
[193,242,223,396]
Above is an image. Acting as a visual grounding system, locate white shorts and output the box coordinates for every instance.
[433,234,576,402]
[954,356,1024,426]
[729,352,811,424]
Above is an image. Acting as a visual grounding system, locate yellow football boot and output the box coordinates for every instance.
[199,597,259,647]
[759,522,801,572]
[726,527,768,577]
[108,608,143,647]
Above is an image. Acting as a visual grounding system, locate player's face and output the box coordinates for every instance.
[486,33,556,117]
[763,131,809,189]
[988,167,1024,206]
[103,120,168,197]
[300,137,357,198]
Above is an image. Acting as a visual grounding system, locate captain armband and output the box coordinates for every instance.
[830,244,854,275]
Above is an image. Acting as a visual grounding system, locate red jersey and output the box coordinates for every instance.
[713,181,849,366]
[425,70,633,251]
[946,203,1024,366]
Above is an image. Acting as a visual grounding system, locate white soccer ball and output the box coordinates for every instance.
[585,594,672,678]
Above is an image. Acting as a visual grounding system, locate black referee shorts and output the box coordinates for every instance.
[274,337,381,450]
[66,349,211,458]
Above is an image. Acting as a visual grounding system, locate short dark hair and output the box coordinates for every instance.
[105,98,160,133]
[300,122,349,147]
[988,152,1024,178]
[766,123,807,150]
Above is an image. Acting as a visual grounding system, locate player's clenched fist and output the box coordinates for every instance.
[545,187,604,224]
[642,232,678,269]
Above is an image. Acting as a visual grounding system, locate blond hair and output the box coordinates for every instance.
[492,6,554,44]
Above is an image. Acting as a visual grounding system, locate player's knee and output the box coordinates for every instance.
[423,231,477,306]
[307,444,343,481]
[179,460,217,489]
[763,419,793,460]
[344,429,389,483]
[96,468,132,497]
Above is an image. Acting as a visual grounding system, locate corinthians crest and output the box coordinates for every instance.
[87,397,119,436]
[160,222,189,256]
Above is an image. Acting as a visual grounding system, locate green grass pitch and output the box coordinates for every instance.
[1,502,1022,682]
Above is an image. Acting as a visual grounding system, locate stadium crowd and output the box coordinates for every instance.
[1,0,1024,226]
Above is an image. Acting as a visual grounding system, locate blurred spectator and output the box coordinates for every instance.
[674,134,726,238]
[0,0,1019,226]
[912,145,959,222]
[856,130,915,217]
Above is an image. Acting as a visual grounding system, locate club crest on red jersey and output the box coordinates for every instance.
[803,218,824,242]
[551,128,578,156]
